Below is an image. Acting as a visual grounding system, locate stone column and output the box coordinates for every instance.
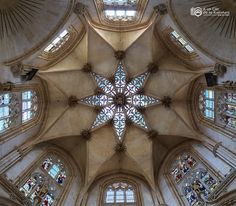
[0,146,31,174]
[204,142,236,168]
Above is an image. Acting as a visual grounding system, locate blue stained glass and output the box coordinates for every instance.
[0,107,10,117]
[92,73,116,96]
[115,62,126,93]
[113,107,126,140]
[205,109,214,119]
[80,95,113,107]
[0,94,10,105]
[106,189,115,203]
[125,105,148,129]
[127,94,159,107]
[92,105,116,129]
[116,189,125,203]
[22,91,33,100]
[124,72,149,96]
[80,62,160,141]
[126,189,135,203]
[205,100,214,109]
[0,120,4,130]
[22,90,38,122]
[205,90,214,99]
[48,164,60,179]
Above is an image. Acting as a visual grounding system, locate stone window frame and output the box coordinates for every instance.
[164,146,223,206]
[161,27,199,61]
[99,177,143,206]
[0,81,46,143]
[193,83,236,138]
[16,149,75,206]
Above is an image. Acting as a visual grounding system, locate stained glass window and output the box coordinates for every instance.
[199,89,215,120]
[79,62,160,141]
[19,155,67,205]
[0,90,38,134]
[199,88,236,131]
[182,169,218,206]
[170,30,194,53]
[171,153,196,183]
[22,91,38,123]
[44,29,70,53]
[218,92,236,129]
[0,93,19,133]
[104,181,136,205]
[170,152,221,206]
[102,0,137,21]
[42,156,67,185]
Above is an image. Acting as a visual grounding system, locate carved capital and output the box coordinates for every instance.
[74,2,86,15]
[214,63,227,77]
[147,130,159,140]
[10,62,24,77]
[81,129,92,141]
[0,82,15,91]
[222,80,236,90]
[114,50,126,60]
[114,142,127,153]
[94,87,103,95]
[68,96,78,107]
[82,63,92,73]
[154,4,168,15]
[213,142,222,157]
[161,96,172,108]
[147,62,159,73]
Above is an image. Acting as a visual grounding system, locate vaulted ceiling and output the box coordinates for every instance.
[0,0,222,190]
[28,23,205,188]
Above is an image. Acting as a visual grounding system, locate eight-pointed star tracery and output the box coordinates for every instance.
[79,62,160,142]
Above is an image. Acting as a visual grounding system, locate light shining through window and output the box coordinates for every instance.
[79,62,160,141]
[44,29,70,53]
[171,30,194,53]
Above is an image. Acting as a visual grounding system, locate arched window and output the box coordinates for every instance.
[182,169,218,206]
[199,89,215,120]
[170,152,220,206]
[0,93,19,131]
[104,181,136,205]
[170,30,194,53]
[218,91,236,129]
[102,0,137,22]
[171,153,197,183]
[198,87,236,132]
[43,29,70,53]
[0,90,38,133]
[19,155,67,205]
[22,90,38,123]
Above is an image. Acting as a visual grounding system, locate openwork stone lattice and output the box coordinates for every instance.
[79,61,160,142]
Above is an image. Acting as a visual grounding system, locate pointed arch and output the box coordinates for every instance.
[0,78,47,142]
[191,81,236,138]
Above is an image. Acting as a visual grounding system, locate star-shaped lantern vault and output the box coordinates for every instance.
[79,62,160,142]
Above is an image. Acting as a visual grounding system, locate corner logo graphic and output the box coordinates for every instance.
[190,7,203,17]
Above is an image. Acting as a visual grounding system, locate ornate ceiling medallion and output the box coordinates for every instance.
[79,62,160,142]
